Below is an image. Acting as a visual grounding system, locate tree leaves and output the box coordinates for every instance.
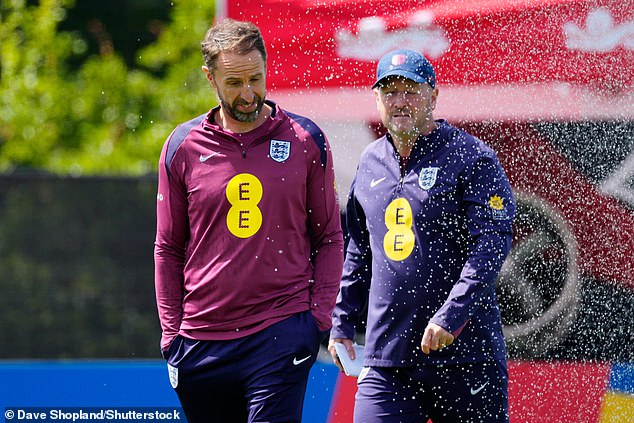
[0,0,216,175]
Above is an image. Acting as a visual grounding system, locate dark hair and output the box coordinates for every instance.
[201,19,267,73]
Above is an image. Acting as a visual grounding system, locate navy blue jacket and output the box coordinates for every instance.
[331,120,516,366]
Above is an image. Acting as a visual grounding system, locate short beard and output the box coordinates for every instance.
[220,95,265,123]
[386,122,419,139]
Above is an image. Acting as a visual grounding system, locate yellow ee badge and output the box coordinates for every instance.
[226,173,263,238]
[383,198,415,261]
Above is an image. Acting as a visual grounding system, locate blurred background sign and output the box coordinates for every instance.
[221,0,634,117]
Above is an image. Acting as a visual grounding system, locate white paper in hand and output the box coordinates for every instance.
[334,343,365,377]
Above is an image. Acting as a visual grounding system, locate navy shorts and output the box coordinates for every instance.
[354,360,509,423]
[165,311,321,423]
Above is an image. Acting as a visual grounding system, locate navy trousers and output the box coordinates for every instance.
[166,311,321,423]
[354,360,509,423]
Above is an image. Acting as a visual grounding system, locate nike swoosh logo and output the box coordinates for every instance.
[470,381,489,395]
[370,177,386,188]
[292,355,312,366]
[199,152,220,162]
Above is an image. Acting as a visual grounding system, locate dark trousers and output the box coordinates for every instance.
[166,311,321,423]
[354,360,509,423]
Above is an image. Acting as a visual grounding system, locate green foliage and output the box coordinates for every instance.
[0,0,217,175]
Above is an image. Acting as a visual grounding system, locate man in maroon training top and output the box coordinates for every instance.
[154,18,344,423]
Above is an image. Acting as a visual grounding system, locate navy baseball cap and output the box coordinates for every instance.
[372,49,436,89]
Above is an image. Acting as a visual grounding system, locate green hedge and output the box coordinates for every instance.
[0,175,159,358]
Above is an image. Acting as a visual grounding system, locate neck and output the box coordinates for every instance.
[391,135,417,158]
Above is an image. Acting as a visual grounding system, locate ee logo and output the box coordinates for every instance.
[383,198,415,261]
[226,173,263,238]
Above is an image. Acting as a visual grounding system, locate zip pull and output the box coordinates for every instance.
[398,155,407,191]
[242,150,247,158]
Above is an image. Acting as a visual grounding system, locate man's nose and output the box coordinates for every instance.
[240,85,255,102]
[391,92,408,106]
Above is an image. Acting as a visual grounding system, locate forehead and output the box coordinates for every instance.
[378,77,425,90]
[214,49,266,79]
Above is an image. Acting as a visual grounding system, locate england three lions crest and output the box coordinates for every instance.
[418,167,439,190]
[270,140,291,163]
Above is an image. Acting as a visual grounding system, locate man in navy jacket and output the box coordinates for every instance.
[329,49,515,423]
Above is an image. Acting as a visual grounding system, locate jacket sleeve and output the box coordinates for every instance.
[154,135,188,352]
[430,152,516,336]
[330,178,372,340]
[305,133,345,331]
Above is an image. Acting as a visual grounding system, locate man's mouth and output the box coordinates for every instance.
[238,102,257,113]
[392,109,411,118]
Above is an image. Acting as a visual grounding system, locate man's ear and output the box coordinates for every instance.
[430,87,439,110]
[373,88,381,107]
[202,66,215,87]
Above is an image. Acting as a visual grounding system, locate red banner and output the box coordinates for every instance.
[222,0,634,92]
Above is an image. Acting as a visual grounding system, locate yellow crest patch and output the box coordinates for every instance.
[489,195,504,210]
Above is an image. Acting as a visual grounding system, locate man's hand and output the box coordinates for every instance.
[421,322,455,354]
[328,338,355,372]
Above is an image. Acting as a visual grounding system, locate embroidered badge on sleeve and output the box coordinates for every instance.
[489,195,510,220]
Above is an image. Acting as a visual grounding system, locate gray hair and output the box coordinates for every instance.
[201,19,267,72]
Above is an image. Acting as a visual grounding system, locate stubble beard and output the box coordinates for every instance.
[387,119,420,141]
